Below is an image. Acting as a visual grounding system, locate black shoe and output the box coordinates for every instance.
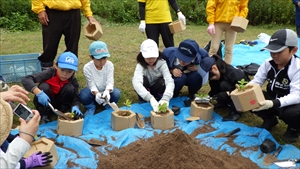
[283,127,299,142]
[259,116,278,131]
[40,116,50,124]
[223,111,241,121]
[213,102,227,109]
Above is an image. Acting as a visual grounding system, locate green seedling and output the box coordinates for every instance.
[237,78,248,91]
[157,102,168,114]
[195,93,209,99]
[124,99,132,110]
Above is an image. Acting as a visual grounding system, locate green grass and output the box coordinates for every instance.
[1,19,299,148]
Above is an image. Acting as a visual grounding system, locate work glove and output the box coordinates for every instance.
[207,24,215,36]
[138,20,146,33]
[72,106,83,116]
[177,12,186,25]
[213,92,228,103]
[36,90,50,106]
[102,90,111,101]
[252,100,274,112]
[158,100,169,107]
[150,97,159,112]
[95,93,106,105]
[23,151,53,169]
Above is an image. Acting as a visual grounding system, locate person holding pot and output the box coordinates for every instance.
[133,39,174,111]
[162,39,210,99]
[200,54,249,121]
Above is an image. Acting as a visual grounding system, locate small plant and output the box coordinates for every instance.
[124,99,132,110]
[237,78,248,91]
[157,102,168,114]
[195,93,210,104]
[195,93,209,99]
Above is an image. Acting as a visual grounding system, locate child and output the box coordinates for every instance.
[249,29,300,142]
[22,51,82,124]
[79,41,121,116]
[132,39,174,111]
[162,39,210,99]
[200,54,249,121]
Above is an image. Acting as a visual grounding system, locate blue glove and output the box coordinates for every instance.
[36,90,50,106]
[72,106,83,115]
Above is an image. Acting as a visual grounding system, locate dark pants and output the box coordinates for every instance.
[39,8,81,67]
[297,25,300,38]
[173,71,202,97]
[253,91,300,129]
[138,77,165,102]
[34,82,76,117]
[146,23,174,48]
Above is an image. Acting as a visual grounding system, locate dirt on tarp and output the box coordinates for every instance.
[97,129,260,169]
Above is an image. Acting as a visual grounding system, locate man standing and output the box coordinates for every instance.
[138,0,186,48]
[292,0,300,37]
[32,0,99,70]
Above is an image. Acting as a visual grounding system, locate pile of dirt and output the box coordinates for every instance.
[97,129,260,169]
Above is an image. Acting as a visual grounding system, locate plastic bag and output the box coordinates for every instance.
[257,33,270,44]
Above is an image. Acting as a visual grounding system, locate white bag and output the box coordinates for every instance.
[257,33,270,44]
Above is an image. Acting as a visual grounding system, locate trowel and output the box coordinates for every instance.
[274,159,300,167]
[104,97,119,111]
[135,113,145,129]
[224,127,241,137]
[48,102,73,120]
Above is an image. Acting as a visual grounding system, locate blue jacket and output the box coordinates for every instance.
[292,0,300,26]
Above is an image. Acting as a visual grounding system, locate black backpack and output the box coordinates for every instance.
[204,40,224,58]
[236,63,260,81]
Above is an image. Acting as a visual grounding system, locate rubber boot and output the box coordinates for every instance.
[84,103,96,116]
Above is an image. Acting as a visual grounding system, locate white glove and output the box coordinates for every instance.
[158,100,169,107]
[102,90,111,101]
[95,93,105,105]
[150,97,159,112]
[138,20,146,33]
[177,12,186,25]
[252,100,274,112]
[207,24,215,36]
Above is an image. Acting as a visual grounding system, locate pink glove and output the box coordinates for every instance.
[207,24,215,36]
[24,151,52,169]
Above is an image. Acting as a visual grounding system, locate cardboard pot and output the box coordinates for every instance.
[168,20,186,34]
[150,109,174,130]
[24,137,59,169]
[230,83,265,112]
[57,113,84,137]
[190,101,214,122]
[111,110,136,131]
[230,16,249,32]
[84,22,103,40]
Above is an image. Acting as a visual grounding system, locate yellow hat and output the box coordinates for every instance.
[0,98,13,145]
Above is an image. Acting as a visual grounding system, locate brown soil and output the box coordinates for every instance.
[97,129,260,169]
[196,103,211,108]
[117,110,132,116]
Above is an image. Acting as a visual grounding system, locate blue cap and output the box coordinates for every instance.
[89,41,110,59]
[174,39,200,63]
[57,51,78,71]
[200,56,215,72]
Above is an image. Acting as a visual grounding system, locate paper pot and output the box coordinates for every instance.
[24,137,58,169]
[230,16,249,32]
[190,101,214,122]
[84,22,103,40]
[230,83,265,112]
[57,113,84,137]
[168,20,186,34]
[150,109,174,130]
[111,110,136,131]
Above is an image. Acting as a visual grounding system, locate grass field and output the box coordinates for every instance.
[1,18,299,148]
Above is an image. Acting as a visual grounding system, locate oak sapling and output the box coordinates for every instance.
[195,93,210,104]
[157,102,168,114]
[237,78,248,91]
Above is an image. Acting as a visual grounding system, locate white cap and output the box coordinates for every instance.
[140,39,159,58]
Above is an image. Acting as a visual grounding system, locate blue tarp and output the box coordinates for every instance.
[10,37,300,168]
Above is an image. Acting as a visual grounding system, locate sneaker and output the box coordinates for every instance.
[259,116,278,131]
[283,127,299,142]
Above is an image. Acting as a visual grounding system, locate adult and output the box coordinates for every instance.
[163,39,210,99]
[250,29,300,142]
[138,0,186,48]
[31,0,99,70]
[292,0,300,37]
[206,0,249,64]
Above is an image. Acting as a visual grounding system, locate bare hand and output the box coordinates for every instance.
[172,68,182,77]
[38,11,49,26]
[19,110,40,144]
[87,16,99,25]
[0,85,30,105]
[187,64,198,72]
